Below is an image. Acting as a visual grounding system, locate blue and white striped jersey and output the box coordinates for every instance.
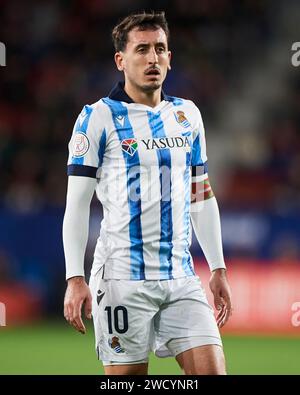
[67,82,208,280]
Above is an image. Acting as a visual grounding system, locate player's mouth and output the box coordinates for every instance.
[144,68,161,77]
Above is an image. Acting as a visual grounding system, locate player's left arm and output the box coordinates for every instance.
[190,106,232,328]
[191,174,232,328]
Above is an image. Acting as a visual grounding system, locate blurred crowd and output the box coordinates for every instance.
[1,0,299,212]
[0,0,300,316]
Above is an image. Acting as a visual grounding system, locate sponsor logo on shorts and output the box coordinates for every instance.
[108,336,125,353]
[72,132,90,157]
[97,290,105,305]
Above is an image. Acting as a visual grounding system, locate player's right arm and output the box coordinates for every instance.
[63,103,107,334]
[63,176,96,334]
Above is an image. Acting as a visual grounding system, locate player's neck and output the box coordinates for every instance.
[124,81,162,108]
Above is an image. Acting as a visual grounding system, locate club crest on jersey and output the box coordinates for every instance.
[108,336,125,354]
[174,111,191,128]
[72,132,90,157]
[121,138,138,156]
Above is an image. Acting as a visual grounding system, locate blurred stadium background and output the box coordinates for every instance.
[1,0,300,375]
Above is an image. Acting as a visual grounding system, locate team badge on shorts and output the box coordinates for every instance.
[108,336,125,353]
[121,138,138,156]
[174,111,191,128]
[72,132,90,157]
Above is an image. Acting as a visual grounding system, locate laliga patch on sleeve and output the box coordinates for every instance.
[72,132,90,157]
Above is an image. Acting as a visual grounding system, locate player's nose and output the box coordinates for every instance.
[148,47,158,63]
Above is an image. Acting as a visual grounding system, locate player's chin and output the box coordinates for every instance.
[142,80,162,91]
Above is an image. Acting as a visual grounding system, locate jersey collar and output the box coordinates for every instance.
[108,81,169,103]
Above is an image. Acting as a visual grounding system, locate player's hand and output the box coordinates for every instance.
[64,276,92,334]
[209,268,233,328]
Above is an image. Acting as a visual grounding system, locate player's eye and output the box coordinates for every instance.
[156,47,166,53]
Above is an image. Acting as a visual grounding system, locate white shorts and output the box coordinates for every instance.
[89,270,222,365]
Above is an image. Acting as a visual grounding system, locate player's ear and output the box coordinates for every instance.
[114,52,124,71]
[167,51,171,70]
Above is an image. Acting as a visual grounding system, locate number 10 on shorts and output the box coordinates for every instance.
[105,306,129,334]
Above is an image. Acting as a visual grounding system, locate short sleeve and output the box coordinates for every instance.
[67,104,107,178]
[191,106,208,177]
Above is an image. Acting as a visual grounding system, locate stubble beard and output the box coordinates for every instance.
[129,75,162,94]
[141,80,161,92]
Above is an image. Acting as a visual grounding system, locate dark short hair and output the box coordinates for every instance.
[112,11,169,52]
